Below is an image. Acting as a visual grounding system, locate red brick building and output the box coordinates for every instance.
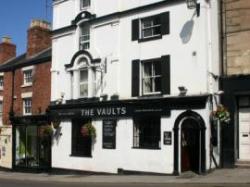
[0,20,52,170]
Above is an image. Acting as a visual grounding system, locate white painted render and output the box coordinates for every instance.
[52,0,220,174]
[52,107,213,174]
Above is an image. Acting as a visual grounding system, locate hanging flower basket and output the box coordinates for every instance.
[80,122,96,138]
[52,120,61,129]
[43,125,53,136]
[212,104,231,125]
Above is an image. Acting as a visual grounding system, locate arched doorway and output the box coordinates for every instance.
[181,118,201,173]
[173,111,206,175]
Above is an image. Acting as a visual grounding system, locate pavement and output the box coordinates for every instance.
[0,168,250,184]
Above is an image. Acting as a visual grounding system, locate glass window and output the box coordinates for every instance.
[0,76,4,88]
[79,69,88,97]
[141,16,161,39]
[23,70,33,85]
[79,25,90,50]
[81,0,90,9]
[23,98,32,115]
[133,117,161,149]
[142,60,162,94]
[71,119,92,157]
[0,101,3,115]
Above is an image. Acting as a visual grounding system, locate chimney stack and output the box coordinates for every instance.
[0,36,16,64]
[27,20,51,57]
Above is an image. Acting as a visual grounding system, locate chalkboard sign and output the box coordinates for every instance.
[164,131,172,145]
[103,119,116,149]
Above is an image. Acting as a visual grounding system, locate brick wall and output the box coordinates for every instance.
[223,0,250,75]
[2,61,51,124]
[0,38,16,64]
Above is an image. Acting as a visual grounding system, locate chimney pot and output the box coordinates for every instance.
[2,36,12,44]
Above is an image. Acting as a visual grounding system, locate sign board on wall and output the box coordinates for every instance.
[164,131,172,145]
[103,119,116,149]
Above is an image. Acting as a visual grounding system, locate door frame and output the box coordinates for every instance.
[173,110,206,175]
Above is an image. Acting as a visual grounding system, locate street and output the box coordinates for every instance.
[0,179,250,187]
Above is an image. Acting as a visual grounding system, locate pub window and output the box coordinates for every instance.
[133,116,161,149]
[71,119,92,157]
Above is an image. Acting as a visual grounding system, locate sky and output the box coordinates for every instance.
[0,0,53,55]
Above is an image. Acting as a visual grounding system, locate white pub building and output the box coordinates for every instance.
[50,0,221,175]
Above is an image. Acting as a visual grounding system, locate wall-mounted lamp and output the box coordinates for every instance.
[186,0,200,17]
[178,86,188,96]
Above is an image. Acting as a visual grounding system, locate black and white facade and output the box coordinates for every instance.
[51,0,221,174]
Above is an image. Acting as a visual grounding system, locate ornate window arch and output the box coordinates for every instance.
[69,54,96,99]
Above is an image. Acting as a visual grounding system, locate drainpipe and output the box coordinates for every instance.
[9,69,15,119]
[10,69,15,170]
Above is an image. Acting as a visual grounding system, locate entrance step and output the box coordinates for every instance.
[235,161,250,168]
[177,171,198,179]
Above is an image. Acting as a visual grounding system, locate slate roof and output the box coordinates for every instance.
[0,48,51,72]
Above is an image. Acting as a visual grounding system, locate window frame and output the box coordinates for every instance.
[0,101,3,116]
[80,0,90,10]
[141,59,162,95]
[79,25,90,50]
[0,76,4,90]
[140,16,161,39]
[71,119,92,157]
[23,69,33,86]
[23,98,32,115]
[79,68,89,98]
[133,116,161,149]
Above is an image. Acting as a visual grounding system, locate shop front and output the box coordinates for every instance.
[49,95,213,175]
[12,115,51,172]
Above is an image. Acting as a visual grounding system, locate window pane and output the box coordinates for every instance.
[154,77,162,92]
[142,19,153,28]
[153,26,161,36]
[0,76,3,87]
[143,62,152,77]
[81,0,90,8]
[80,84,88,97]
[80,70,88,82]
[15,126,26,167]
[26,126,38,167]
[154,61,161,76]
[72,120,92,157]
[153,16,161,25]
[143,78,153,93]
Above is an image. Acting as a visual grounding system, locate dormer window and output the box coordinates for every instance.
[81,0,90,9]
[80,25,90,50]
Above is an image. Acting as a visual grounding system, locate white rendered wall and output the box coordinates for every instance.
[52,107,212,174]
[52,1,220,100]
